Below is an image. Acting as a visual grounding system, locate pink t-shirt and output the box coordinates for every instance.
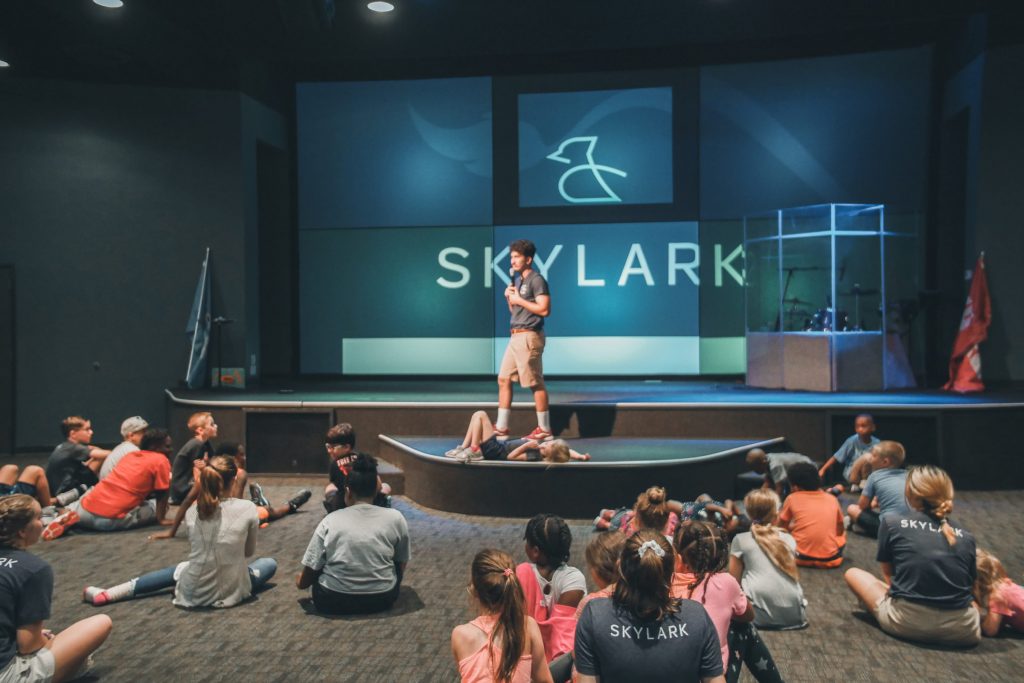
[671,571,748,670]
[458,615,532,683]
[990,579,1024,632]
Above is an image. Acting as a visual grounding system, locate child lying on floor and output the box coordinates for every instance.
[446,411,590,463]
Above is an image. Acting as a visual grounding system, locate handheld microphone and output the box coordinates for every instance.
[509,266,517,289]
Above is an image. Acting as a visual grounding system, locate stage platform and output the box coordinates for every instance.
[165,379,1024,506]
[378,435,783,516]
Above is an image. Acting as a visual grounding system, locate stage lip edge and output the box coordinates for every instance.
[377,434,785,470]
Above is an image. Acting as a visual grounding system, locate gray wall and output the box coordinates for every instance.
[974,44,1024,382]
[0,79,266,448]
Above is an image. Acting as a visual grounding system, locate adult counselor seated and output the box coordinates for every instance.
[297,453,410,615]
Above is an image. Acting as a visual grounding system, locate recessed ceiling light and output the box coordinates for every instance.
[367,2,395,12]
[93,0,125,8]
[0,59,9,68]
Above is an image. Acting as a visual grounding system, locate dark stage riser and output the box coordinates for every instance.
[166,396,1024,491]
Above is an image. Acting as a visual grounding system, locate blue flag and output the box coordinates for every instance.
[185,248,211,389]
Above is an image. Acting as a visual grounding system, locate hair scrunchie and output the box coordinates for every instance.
[638,540,665,559]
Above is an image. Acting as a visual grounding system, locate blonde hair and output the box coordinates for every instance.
[543,439,571,463]
[187,411,212,434]
[634,486,669,532]
[197,455,237,520]
[873,440,906,467]
[743,489,799,581]
[586,530,626,586]
[905,465,957,545]
[0,495,38,547]
[974,549,1010,612]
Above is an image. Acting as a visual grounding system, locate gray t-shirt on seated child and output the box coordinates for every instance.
[767,452,814,485]
[574,597,723,683]
[730,530,807,629]
[862,467,910,516]
[509,271,549,331]
[302,502,410,594]
[833,434,880,481]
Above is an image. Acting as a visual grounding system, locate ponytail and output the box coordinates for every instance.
[613,530,678,621]
[744,489,799,581]
[905,465,958,546]
[470,549,527,683]
[634,486,669,533]
[197,455,237,520]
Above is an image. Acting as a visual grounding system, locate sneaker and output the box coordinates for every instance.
[455,447,483,463]
[849,484,862,494]
[843,514,853,530]
[83,586,107,606]
[492,426,510,442]
[55,484,89,508]
[249,483,271,507]
[826,484,845,497]
[42,509,79,541]
[523,427,552,441]
[288,489,312,512]
[444,446,466,458]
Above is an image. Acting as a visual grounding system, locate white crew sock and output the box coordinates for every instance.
[55,486,83,507]
[537,411,551,431]
[496,408,511,430]
[103,578,138,603]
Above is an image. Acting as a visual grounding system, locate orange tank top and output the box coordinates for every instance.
[458,615,532,683]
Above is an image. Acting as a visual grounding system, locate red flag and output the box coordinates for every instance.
[944,254,991,392]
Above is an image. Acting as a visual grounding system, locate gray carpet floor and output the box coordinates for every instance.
[31,480,1024,682]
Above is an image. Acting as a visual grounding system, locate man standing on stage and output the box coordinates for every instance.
[495,239,552,441]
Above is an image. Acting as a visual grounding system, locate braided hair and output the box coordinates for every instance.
[673,520,729,603]
[524,513,572,568]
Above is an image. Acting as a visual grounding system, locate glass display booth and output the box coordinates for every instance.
[744,204,916,391]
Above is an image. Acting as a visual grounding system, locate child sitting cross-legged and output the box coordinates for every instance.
[729,489,807,630]
[974,549,1024,637]
[845,441,910,538]
[672,521,783,683]
[777,462,846,568]
[818,413,879,493]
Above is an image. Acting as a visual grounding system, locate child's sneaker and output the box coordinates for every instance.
[455,447,483,463]
[492,427,510,442]
[249,483,271,507]
[288,489,312,512]
[444,446,466,458]
[42,509,79,541]
[523,427,552,441]
[83,586,107,606]
[843,514,853,530]
[826,484,845,497]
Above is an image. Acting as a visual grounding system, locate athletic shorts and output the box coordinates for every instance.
[0,482,37,498]
[874,594,981,647]
[0,647,55,683]
[498,330,545,388]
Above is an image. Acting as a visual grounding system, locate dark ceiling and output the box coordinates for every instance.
[0,0,1019,96]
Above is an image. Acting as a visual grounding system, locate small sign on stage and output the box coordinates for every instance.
[211,367,246,389]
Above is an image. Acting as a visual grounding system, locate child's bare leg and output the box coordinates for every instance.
[844,568,888,615]
[231,469,249,499]
[847,502,864,522]
[848,454,873,485]
[466,410,495,448]
[0,465,19,487]
[20,465,54,508]
[47,614,113,683]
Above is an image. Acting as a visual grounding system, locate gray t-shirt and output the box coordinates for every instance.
[833,434,879,481]
[302,502,410,594]
[45,441,97,494]
[99,440,140,480]
[509,270,549,331]
[862,467,910,516]
[767,452,813,485]
[574,597,723,683]
[730,530,807,629]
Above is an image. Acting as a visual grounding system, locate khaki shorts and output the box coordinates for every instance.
[874,594,981,647]
[498,330,545,388]
[0,646,55,683]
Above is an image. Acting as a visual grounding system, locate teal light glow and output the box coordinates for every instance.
[545,136,627,204]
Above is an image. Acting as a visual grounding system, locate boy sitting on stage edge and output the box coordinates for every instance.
[818,413,880,492]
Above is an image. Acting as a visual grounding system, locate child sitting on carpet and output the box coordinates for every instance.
[974,549,1024,636]
[516,514,587,663]
[451,549,553,683]
[777,462,846,568]
[0,494,112,683]
[673,521,783,683]
[818,413,880,492]
[594,486,679,540]
[845,441,910,538]
[576,530,626,619]
[83,455,277,608]
[323,423,391,512]
[729,489,807,629]
[446,411,590,463]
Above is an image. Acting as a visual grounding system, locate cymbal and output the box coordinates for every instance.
[839,286,880,296]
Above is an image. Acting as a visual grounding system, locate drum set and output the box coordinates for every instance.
[782,284,880,332]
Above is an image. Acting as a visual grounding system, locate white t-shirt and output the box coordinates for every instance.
[99,441,139,480]
[528,563,587,614]
[302,502,411,594]
[730,529,807,629]
[173,498,259,608]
